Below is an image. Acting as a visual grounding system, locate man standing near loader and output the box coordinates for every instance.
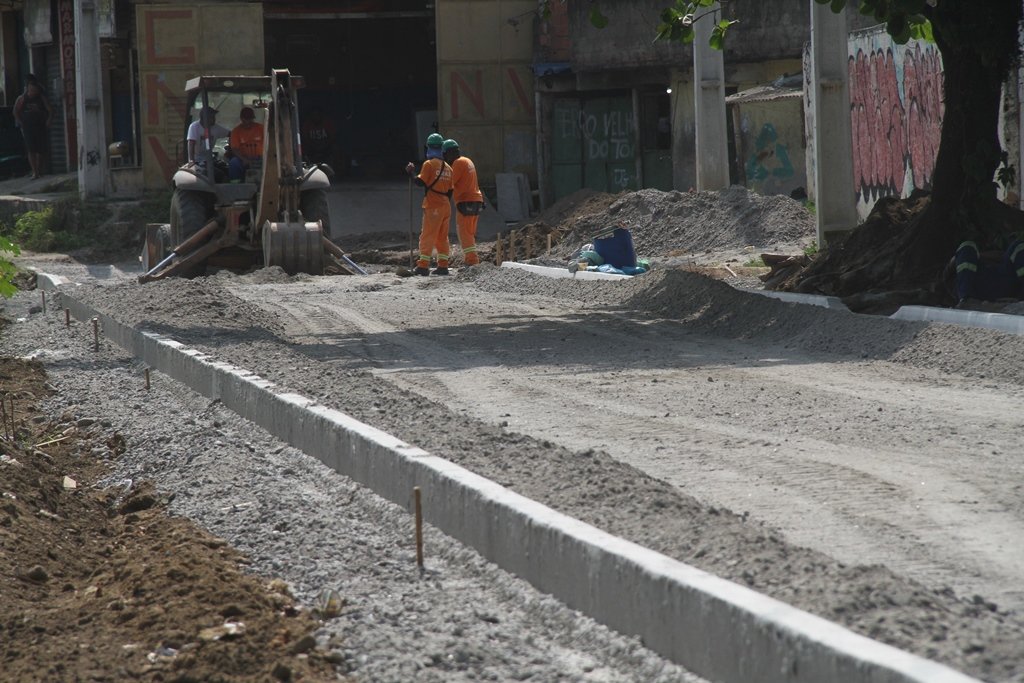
[405,133,454,276]
[442,139,484,266]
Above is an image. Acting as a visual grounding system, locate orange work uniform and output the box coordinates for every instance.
[451,155,484,266]
[416,158,454,269]
[230,122,264,161]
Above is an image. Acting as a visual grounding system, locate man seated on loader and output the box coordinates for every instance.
[229,106,264,174]
[186,106,230,180]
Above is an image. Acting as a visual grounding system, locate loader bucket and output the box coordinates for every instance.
[262,220,325,275]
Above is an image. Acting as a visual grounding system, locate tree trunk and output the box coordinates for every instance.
[902,0,1018,273]
[794,1,1024,300]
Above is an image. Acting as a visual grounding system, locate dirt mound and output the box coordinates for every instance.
[0,358,339,682]
[549,186,816,260]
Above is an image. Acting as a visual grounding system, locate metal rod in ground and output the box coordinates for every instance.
[41,291,46,313]
[145,368,151,391]
[408,175,415,268]
[414,486,424,568]
[92,317,99,352]
[64,308,70,327]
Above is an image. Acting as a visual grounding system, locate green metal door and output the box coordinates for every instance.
[550,94,638,200]
[551,98,583,201]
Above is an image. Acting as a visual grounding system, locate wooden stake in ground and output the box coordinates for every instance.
[41,291,46,313]
[8,395,14,437]
[408,175,415,268]
[547,234,552,255]
[64,308,70,327]
[414,486,424,568]
[92,317,99,352]
[510,230,518,262]
[526,234,533,260]
[495,233,503,265]
[1,394,8,440]
[145,368,151,391]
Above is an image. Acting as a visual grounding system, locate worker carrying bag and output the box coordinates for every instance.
[456,201,485,216]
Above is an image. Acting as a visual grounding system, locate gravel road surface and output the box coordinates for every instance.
[7,255,1024,682]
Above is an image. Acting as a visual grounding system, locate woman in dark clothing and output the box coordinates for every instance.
[13,76,53,179]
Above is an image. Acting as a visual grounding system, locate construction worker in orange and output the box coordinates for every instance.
[404,133,454,276]
[229,107,264,168]
[442,139,484,266]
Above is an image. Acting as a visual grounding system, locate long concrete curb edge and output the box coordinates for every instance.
[39,273,978,683]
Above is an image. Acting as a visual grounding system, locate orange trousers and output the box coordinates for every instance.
[456,212,480,265]
[417,205,451,269]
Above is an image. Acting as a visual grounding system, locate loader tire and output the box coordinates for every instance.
[170,189,213,278]
[300,188,331,239]
[140,223,172,273]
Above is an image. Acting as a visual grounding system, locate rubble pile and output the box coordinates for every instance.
[546,186,816,260]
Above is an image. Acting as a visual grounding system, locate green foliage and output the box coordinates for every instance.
[743,256,766,268]
[2,197,116,253]
[803,240,819,257]
[0,235,20,298]
[836,0,932,45]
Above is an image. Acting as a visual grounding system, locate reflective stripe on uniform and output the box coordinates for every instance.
[420,253,431,261]
[463,246,477,254]
[1010,242,1024,263]
[956,262,978,273]
[436,253,448,261]
[956,241,978,255]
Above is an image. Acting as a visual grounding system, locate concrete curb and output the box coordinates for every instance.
[501,261,633,280]
[738,288,849,311]
[38,272,979,683]
[891,305,1024,335]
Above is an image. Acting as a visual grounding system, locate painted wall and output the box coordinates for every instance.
[847,27,943,219]
[136,3,264,189]
[733,99,805,197]
[435,0,536,192]
[566,0,874,73]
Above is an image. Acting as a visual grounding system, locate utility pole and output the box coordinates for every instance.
[74,0,107,198]
[810,1,857,247]
[693,2,729,191]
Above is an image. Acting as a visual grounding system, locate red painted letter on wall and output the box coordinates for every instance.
[451,71,484,119]
[143,9,196,66]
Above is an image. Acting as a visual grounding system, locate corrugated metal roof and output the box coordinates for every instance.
[726,84,803,105]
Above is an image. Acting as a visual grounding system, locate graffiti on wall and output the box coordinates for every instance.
[744,122,794,189]
[848,40,943,205]
[58,0,78,168]
[554,106,636,163]
[551,97,637,193]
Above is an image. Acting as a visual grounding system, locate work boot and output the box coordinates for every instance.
[432,267,450,276]
[414,266,430,276]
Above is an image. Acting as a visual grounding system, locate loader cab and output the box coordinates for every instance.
[177,75,274,197]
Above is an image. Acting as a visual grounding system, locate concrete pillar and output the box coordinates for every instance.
[810,1,857,245]
[693,3,729,190]
[74,0,107,198]
[670,67,696,191]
